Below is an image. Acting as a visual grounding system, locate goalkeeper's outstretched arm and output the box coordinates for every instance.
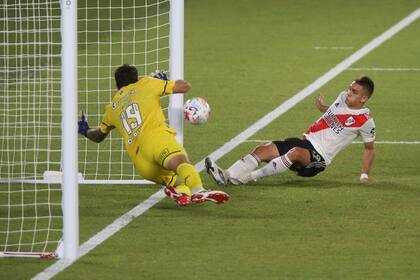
[173,80,191,93]
[151,70,191,93]
[78,111,109,143]
[85,128,108,143]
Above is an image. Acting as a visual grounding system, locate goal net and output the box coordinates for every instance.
[78,0,171,183]
[1,0,176,258]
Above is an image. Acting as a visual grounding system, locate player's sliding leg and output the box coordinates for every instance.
[205,157,228,185]
[241,152,293,183]
[176,162,204,194]
[206,144,271,185]
[206,142,311,184]
[162,159,199,206]
[226,154,260,184]
[227,143,279,184]
[174,183,192,196]
[163,185,191,206]
[166,155,230,205]
[190,189,230,204]
[135,130,229,205]
[240,147,312,183]
[205,154,260,185]
[136,162,192,206]
[176,161,230,205]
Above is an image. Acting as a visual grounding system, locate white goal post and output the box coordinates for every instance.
[0,0,184,259]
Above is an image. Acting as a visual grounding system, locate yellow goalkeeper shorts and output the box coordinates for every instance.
[131,129,187,186]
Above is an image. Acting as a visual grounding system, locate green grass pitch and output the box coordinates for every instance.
[1,0,420,279]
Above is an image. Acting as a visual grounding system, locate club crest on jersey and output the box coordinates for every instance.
[345,116,355,126]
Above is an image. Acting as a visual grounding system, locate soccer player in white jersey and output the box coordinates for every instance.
[205,76,376,185]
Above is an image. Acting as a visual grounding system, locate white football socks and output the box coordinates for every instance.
[227,154,260,183]
[250,154,292,181]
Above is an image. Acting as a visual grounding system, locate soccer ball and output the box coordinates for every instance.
[184,97,211,124]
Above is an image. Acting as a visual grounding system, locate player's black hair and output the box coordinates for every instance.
[355,76,374,98]
[115,64,138,89]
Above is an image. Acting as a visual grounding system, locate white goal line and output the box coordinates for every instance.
[347,67,420,71]
[32,7,420,280]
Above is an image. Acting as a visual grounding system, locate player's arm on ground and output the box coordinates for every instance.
[360,141,375,182]
[315,95,329,112]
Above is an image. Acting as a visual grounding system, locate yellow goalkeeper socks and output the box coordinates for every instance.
[175,184,192,196]
[176,163,204,194]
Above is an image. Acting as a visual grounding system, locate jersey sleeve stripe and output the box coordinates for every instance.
[162,80,168,95]
[101,121,111,127]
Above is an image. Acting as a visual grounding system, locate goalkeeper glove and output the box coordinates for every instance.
[78,111,90,137]
[151,70,168,81]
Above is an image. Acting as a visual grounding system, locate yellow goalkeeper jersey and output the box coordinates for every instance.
[99,77,176,155]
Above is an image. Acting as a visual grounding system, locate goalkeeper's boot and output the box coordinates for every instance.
[163,186,191,206]
[191,189,230,205]
[205,157,228,185]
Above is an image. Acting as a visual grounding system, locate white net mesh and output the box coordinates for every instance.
[0,0,171,256]
[0,0,62,255]
[78,0,170,182]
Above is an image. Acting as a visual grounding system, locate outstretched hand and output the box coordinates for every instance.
[151,70,168,81]
[78,111,90,137]
[315,95,328,112]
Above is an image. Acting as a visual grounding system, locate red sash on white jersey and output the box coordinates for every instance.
[304,92,375,165]
[307,113,369,134]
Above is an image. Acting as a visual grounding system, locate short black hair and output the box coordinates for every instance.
[115,64,138,89]
[354,76,374,98]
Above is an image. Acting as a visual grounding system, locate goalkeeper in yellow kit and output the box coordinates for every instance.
[78,64,229,206]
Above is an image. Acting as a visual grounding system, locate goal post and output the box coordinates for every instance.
[0,0,184,258]
[61,0,79,261]
[168,0,184,145]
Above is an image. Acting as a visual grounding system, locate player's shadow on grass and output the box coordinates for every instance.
[243,178,346,189]
[243,177,412,191]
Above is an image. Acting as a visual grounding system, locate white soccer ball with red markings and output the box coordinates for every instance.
[184,97,211,124]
